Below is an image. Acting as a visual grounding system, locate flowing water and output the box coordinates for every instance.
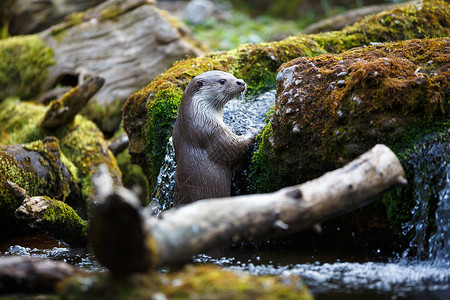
[2,91,449,299]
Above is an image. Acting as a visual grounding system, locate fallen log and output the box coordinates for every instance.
[41,76,105,129]
[90,144,406,274]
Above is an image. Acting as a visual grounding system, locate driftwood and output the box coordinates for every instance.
[90,144,406,274]
[41,76,105,129]
[0,256,79,293]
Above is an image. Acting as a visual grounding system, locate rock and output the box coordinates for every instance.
[261,37,449,188]
[0,256,79,294]
[250,37,449,248]
[0,137,84,234]
[9,0,106,35]
[184,0,214,25]
[39,0,205,134]
[0,98,122,223]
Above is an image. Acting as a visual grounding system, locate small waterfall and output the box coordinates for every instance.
[149,90,276,215]
[402,131,450,265]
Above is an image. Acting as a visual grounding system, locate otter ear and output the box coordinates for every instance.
[197,80,203,87]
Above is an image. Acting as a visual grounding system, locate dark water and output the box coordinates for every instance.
[2,91,449,299]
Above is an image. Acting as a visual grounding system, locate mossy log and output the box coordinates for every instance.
[90,144,406,274]
[42,76,105,129]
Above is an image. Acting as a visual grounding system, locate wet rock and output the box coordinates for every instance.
[249,37,449,249]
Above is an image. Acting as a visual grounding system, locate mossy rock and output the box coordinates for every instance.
[251,37,449,244]
[60,264,313,299]
[122,0,449,194]
[0,98,122,219]
[0,137,82,234]
[0,35,54,100]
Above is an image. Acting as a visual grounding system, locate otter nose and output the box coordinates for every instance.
[236,79,245,86]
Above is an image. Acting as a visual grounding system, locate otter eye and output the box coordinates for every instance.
[219,79,226,85]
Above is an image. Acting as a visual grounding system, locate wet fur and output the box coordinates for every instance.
[172,71,255,206]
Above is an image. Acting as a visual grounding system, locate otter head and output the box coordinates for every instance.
[184,71,247,111]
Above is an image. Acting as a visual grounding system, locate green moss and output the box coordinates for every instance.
[0,137,80,232]
[249,124,282,193]
[0,97,121,217]
[60,265,313,299]
[0,35,54,100]
[36,196,89,246]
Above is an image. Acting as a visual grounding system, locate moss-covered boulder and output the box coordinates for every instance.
[250,37,449,247]
[123,0,449,194]
[0,98,122,220]
[255,37,449,190]
[60,264,312,299]
[0,137,82,234]
[0,35,54,101]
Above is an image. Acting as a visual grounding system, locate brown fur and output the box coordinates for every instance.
[172,71,255,206]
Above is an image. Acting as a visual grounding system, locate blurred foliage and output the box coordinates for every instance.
[190,10,318,51]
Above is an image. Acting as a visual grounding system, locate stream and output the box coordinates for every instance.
[1,91,449,299]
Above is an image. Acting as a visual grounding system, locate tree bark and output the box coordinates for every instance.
[90,144,406,274]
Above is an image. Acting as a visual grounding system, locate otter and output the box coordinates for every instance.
[172,70,256,206]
